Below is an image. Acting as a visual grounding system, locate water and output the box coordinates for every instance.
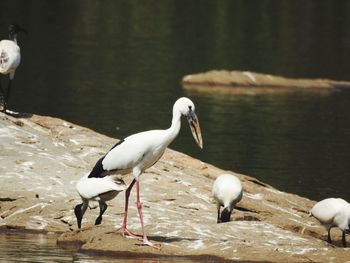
[0,232,200,262]
[0,0,349,233]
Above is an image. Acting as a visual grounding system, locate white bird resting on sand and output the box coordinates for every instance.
[74,174,127,229]
[75,97,203,249]
[0,24,27,112]
[310,197,350,247]
[212,173,243,223]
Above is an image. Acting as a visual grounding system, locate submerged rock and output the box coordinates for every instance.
[182,70,350,92]
[0,112,349,262]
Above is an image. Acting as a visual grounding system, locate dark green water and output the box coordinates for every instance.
[1,0,350,202]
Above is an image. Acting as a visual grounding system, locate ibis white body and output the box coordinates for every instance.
[74,174,127,229]
[0,40,21,79]
[310,198,350,247]
[212,173,243,223]
[76,174,127,201]
[0,24,26,112]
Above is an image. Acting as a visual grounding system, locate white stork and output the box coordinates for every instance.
[212,173,243,223]
[310,198,350,247]
[80,97,203,248]
[74,174,127,229]
[0,24,26,112]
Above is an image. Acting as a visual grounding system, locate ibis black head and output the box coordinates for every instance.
[220,207,232,223]
[8,24,27,40]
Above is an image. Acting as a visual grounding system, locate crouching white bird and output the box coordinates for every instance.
[0,24,27,112]
[85,97,203,248]
[212,174,243,223]
[74,174,127,229]
[310,198,350,247]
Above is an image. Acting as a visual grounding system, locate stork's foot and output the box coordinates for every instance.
[117,226,142,239]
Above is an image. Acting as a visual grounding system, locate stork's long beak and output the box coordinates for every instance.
[187,111,203,149]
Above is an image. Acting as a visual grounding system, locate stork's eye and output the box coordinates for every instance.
[188,106,192,110]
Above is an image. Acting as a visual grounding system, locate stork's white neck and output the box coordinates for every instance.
[165,108,182,146]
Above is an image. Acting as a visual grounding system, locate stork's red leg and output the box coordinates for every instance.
[135,180,161,249]
[119,179,140,238]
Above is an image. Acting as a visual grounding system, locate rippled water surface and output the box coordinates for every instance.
[1,1,349,204]
[0,232,200,263]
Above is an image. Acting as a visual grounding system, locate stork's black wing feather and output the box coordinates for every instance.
[88,139,125,178]
[88,156,106,178]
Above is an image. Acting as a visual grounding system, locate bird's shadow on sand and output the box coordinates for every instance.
[107,231,197,243]
[105,231,198,243]
[147,235,198,243]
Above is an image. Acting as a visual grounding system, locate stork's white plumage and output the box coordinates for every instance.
[212,174,243,223]
[84,97,203,248]
[74,174,127,229]
[0,24,26,112]
[310,198,350,247]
